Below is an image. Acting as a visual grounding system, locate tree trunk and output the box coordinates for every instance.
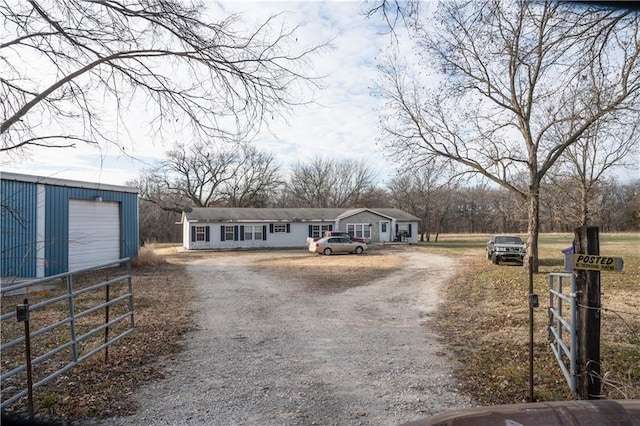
[581,185,589,226]
[525,188,540,273]
[423,212,431,242]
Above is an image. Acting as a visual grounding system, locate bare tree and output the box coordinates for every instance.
[374,1,640,271]
[387,161,454,241]
[357,186,392,208]
[132,141,281,212]
[224,145,283,207]
[138,199,182,243]
[548,119,639,226]
[603,179,640,231]
[1,1,324,155]
[284,156,378,207]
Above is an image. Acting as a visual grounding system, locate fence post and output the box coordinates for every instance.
[528,256,535,402]
[574,226,601,399]
[16,299,35,420]
[67,274,78,362]
[105,278,110,364]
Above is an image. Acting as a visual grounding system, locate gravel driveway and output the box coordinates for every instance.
[102,249,473,425]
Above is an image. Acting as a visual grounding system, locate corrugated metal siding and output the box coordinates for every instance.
[1,179,38,278]
[120,192,139,260]
[45,186,69,276]
[44,186,138,276]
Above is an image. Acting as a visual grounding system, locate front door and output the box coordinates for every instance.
[379,221,390,242]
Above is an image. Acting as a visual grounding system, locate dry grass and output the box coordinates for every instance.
[1,247,195,422]
[250,248,406,293]
[2,236,637,422]
[427,233,640,403]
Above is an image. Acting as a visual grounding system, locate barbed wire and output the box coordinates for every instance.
[577,303,640,317]
[577,303,640,348]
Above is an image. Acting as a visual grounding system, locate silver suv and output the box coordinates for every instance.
[486,235,526,265]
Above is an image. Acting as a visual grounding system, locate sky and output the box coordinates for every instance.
[1,1,405,188]
[3,1,637,188]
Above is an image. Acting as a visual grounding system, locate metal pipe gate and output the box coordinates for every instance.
[0,258,135,410]
[548,272,578,393]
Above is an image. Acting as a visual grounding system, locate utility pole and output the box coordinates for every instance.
[574,226,601,399]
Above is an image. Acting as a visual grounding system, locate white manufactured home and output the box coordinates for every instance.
[180,207,420,250]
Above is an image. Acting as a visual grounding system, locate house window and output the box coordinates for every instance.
[192,225,210,242]
[396,223,412,239]
[225,226,234,241]
[347,223,371,239]
[381,222,387,233]
[311,224,332,239]
[273,224,287,233]
[244,225,263,241]
[195,226,206,241]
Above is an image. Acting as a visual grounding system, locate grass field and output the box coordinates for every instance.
[421,232,640,403]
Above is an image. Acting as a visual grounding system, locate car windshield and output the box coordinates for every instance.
[496,236,523,244]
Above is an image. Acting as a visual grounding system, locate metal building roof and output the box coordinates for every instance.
[1,172,138,194]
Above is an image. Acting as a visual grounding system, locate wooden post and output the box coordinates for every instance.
[574,226,601,399]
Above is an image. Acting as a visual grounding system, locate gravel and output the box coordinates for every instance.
[94,250,474,425]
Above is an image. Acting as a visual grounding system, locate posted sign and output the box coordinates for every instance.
[573,254,624,272]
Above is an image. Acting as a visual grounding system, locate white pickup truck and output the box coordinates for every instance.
[486,235,526,265]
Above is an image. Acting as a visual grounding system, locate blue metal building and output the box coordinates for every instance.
[1,172,139,278]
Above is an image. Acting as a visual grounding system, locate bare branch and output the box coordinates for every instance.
[1,0,326,153]
[374,0,640,270]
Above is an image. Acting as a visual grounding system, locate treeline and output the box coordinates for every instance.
[131,147,639,243]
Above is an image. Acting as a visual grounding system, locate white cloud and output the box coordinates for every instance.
[1,1,398,186]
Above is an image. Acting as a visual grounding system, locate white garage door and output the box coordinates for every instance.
[68,200,120,271]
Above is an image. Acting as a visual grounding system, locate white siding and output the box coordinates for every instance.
[68,200,120,270]
[36,184,46,277]
[183,220,192,250]
[183,222,327,249]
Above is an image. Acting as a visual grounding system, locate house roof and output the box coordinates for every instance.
[182,207,420,223]
[363,208,422,221]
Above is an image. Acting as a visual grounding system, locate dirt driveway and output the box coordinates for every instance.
[104,248,473,425]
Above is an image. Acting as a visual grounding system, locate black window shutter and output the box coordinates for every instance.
[205,226,210,242]
[234,226,239,241]
[220,225,225,241]
[408,224,412,237]
[270,223,274,233]
[191,226,196,242]
[239,225,245,241]
[263,225,267,240]
[328,224,333,231]
[395,224,399,234]
[308,225,313,237]
[286,223,290,233]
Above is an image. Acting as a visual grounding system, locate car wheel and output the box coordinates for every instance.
[492,253,499,265]
[355,246,364,254]
[323,248,332,256]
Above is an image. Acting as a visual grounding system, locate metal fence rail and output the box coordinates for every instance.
[548,272,577,393]
[0,258,135,410]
